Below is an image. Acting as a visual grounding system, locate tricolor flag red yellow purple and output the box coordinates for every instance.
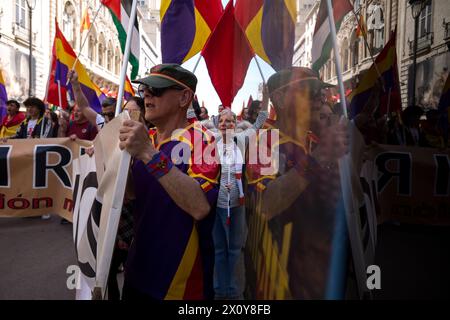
[160,0,223,64]
[80,8,91,33]
[348,31,401,118]
[235,0,296,71]
[124,76,135,101]
[0,68,7,122]
[53,20,105,113]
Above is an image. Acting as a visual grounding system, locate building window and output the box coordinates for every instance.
[63,2,77,48]
[342,38,349,71]
[88,35,96,61]
[419,1,432,38]
[15,0,27,28]
[367,3,385,53]
[107,41,113,72]
[114,48,120,75]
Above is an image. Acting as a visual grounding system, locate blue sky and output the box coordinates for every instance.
[181,0,277,115]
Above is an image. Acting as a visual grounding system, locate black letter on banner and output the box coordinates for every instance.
[376,152,412,195]
[434,154,450,196]
[0,146,12,187]
[34,145,72,188]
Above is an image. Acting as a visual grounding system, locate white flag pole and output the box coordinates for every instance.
[115,0,139,116]
[325,0,371,300]
[92,0,139,300]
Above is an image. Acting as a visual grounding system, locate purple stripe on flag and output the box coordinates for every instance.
[55,60,103,113]
[349,68,395,118]
[161,0,196,64]
[261,0,295,71]
[0,83,8,122]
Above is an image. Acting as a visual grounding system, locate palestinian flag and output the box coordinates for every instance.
[101,0,140,79]
[311,0,352,72]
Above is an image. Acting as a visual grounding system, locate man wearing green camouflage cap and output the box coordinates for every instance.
[118,64,219,300]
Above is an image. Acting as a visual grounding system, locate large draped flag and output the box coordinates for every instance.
[202,1,254,108]
[235,0,296,71]
[160,0,223,64]
[101,0,140,80]
[0,68,7,122]
[348,30,402,118]
[312,0,353,72]
[51,20,106,113]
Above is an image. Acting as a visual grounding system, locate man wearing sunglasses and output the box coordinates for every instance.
[245,67,349,299]
[118,64,219,300]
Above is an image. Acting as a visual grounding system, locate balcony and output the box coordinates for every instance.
[409,32,433,55]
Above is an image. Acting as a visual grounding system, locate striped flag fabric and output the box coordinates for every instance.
[124,75,135,100]
[312,0,353,72]
[160,0,223,64]
[101,0,140,80]
[52,20,106,113]
[348,31,401,118]
[0,68,8,123]
[80,8,91,33]
[235,0,297,71]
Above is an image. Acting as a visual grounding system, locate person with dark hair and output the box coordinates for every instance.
[14,97,53,139]
[45,110,60,138]
[421,109,445,148]
[0,99,25,138]
[68,70,116,130]
[58,104,98,141]
[247,100,262,124]
[199,106,209,120]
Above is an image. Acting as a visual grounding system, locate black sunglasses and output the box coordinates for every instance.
[138,84,184,99]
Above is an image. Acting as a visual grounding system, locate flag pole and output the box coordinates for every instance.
[57,79,63,109]
[326,0,347,118]
[115,0,139,116]
[253,56,266,84]
[192,54,202,74]
[93,0,139,300]
[65,4,102,85]
[325,0,371,300]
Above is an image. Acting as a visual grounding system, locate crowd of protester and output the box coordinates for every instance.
[0,62,448,300]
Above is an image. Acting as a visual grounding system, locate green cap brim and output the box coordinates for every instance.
[132,75,179,88]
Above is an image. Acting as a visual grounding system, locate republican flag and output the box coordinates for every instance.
[45,54,69,109]
[0,68,8,122]
[202,1,254,108]
[124,76,135,101]
[101,0,140,79]
[160,0,223,64]
[348,30,401,119]
[52,20,106,113]
[235,0,296,71]
[80,8,91,33]
[312,0,353,72]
